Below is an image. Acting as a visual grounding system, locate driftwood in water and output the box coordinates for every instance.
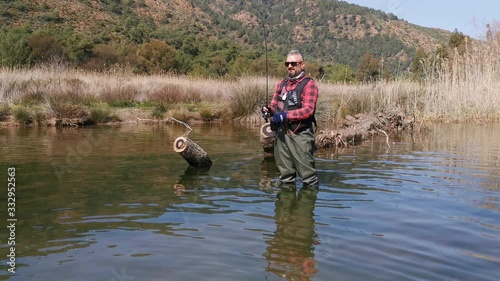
[169,117,212,168]
[260,123,276,156]
[173,136,213,168]
[316,111,414,149]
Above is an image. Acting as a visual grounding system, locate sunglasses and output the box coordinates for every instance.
[284,61,303,67]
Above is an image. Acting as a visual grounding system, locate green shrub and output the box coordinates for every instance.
[31,105,48,126]
[151,103,167,119]
[198,102,222,121]
[90,102,113,123]
[12,105,33,125]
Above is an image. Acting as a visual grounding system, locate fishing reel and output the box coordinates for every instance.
[261,105,271,119]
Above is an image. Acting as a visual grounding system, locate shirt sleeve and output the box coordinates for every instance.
[286,79,318,121]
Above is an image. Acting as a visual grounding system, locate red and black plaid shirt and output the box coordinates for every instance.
[270,75,319,122]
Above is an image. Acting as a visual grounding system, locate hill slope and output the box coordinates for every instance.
[0,0,451,75]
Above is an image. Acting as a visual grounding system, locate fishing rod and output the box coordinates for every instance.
[258,0,277,156]
[265,25,269,106]
[261,0,270,122]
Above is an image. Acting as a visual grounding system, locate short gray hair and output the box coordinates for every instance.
[287,50,304,61]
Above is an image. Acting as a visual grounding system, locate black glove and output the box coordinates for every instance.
[261,105,271,119]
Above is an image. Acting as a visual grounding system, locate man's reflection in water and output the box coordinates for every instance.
[265,186,319,281]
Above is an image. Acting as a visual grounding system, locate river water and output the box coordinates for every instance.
[0,123,499,281]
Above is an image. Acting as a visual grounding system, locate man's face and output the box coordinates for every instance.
[285,54,304,78]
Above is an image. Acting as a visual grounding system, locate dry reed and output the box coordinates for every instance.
[318,35,500,123]
[1,35,499,126]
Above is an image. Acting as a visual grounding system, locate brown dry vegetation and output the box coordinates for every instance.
[0,64,272,126]
[1,34,499,128]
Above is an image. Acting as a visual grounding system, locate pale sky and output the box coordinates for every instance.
[343,0,499,38]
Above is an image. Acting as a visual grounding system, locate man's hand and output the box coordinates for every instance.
[261,105,271,119]
[272,112,287,124]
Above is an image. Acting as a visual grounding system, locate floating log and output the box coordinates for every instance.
[173,136,213,168]
[260,123,276,156]
[316,110,414,149]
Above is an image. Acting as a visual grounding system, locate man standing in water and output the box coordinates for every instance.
[263,50,319,189]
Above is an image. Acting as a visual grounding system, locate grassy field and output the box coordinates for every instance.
[1,38,499,127]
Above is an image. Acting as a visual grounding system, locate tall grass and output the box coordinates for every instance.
[1,36,499,126]
[318,36,500,123]
[12,105,33,125]
[419,37,500,121]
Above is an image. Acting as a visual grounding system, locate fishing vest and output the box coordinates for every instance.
[278,77,317,132]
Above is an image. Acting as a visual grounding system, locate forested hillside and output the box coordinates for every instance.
[0,0,459,81]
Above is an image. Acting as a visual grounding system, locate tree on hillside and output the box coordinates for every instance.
[323,64,355,83]
[229,56,252,76]
[28,32,67,63]
[410,48,428,81]
[136,40,178,74]
[210,54,228,77]
[417,43,451,79]
[66,36,94,65]
[0,26,33,66]
[356,53,380,82]
[0,0,454,78]
[449,29,468,54]
[82,44,119,71]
